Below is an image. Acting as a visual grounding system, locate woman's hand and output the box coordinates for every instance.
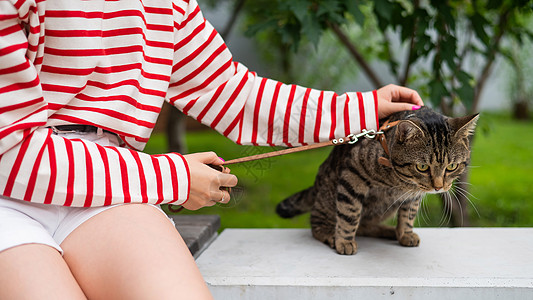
[376,84,424,119]
[182,152,238,210]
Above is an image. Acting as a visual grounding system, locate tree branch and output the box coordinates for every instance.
[220,0,246,40]
[328,22,383,89]
[472,8,510,112]
[399,0,420,86]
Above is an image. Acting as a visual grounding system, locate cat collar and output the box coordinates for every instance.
[377,120,401,167]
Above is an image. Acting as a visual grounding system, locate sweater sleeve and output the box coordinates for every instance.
[0,1,190,207]
[167,0,379,147]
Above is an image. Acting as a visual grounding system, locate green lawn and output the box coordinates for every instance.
[144,113,533,229]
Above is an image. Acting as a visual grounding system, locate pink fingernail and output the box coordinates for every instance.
[412,105,421,111]
[219,157,225,162]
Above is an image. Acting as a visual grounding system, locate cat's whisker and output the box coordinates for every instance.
[382,187,412,218]
[437,194,447,226]
[409,192,423,224]
[420,192,431,225]
[454,180,474,188]
[453,186,481,219]
[446,194,455,226]
[439,196,451,227]
[454,183,478,200]
[439,193,454,227]
[449,192,459,226]
[385,198,404,220]
[390,194,412,221]
[417,193,430,226]
[453,183,480,215]
[425,201,435,225]
[466,199,481,219]
[418,195,428,225]
[451,191,465,227]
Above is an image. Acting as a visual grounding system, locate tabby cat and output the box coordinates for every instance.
[276,107,479,255]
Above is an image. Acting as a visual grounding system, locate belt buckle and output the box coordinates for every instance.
[50,126,78,134]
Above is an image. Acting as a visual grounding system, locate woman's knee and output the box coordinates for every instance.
[61,204,213,299]
[0,244,86,300]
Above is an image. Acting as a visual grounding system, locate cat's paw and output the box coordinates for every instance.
[325,236,335,249]
[335,239,358,255]
[398,232,420,247]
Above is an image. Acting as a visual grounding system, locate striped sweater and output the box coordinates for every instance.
[0,0,379,207]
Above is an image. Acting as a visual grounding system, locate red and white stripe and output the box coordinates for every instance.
[0,0,377,207]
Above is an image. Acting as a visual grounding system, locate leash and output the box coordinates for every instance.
[222,121,400,166]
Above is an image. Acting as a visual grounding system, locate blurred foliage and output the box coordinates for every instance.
[202,0,533,115]
[503,16,533,118]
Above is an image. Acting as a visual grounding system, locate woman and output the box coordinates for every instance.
[0,0,423,298]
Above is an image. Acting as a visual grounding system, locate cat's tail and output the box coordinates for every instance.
[276,187,315,218]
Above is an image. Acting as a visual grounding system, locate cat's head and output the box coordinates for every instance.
[388,108,479,194]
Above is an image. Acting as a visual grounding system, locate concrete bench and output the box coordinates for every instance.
[195,227,533,299]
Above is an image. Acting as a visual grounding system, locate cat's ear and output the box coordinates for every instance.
[396,120,424,143]
[448,113,479,138]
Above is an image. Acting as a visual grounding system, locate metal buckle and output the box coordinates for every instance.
[50,126,77,134]
[344,129,383,144]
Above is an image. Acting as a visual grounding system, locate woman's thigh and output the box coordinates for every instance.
[60,204,213,300]
[0,244,86,300]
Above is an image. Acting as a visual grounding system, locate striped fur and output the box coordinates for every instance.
[276,107,479,255]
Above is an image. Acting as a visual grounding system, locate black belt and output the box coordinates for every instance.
[52,125,116,135]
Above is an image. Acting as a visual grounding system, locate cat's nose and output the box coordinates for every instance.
[433,187,446,193]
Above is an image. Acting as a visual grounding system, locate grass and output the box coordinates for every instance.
[467,114,533,226]
[144,113,533,229]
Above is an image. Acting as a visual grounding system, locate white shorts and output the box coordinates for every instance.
[0,129,169,254]
[0,195,127,254]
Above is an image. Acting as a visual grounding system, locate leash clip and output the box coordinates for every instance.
[346,129,382,144]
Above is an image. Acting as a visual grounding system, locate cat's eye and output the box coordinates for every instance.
[416,163,429,172]
[446,163,458,171]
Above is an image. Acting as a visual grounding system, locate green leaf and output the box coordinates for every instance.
[287,0,309,22]
[345,0,365,26]
[316,1,341,17]
[413,34,431,57]
[457,70,473,86]
[400,15,414,42]
[437,3,455,30]
[375,14,390,32]
[470,13,491,48]
[301,14,322,46]
[455,70,474,110]
[486,0,503,10]
[244,18,278,37]
[429,79,447,106]
[388,4,401,27]
[498,47,515,64]
[440,35,457,68]
[374,0,393,22]
[455,82,474,110]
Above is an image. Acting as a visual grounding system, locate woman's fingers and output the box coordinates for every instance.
[182,152,238,210]
[387,84,424,106]
[376,84,424,118]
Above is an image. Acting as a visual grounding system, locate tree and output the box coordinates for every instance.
[505,17,533,120]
